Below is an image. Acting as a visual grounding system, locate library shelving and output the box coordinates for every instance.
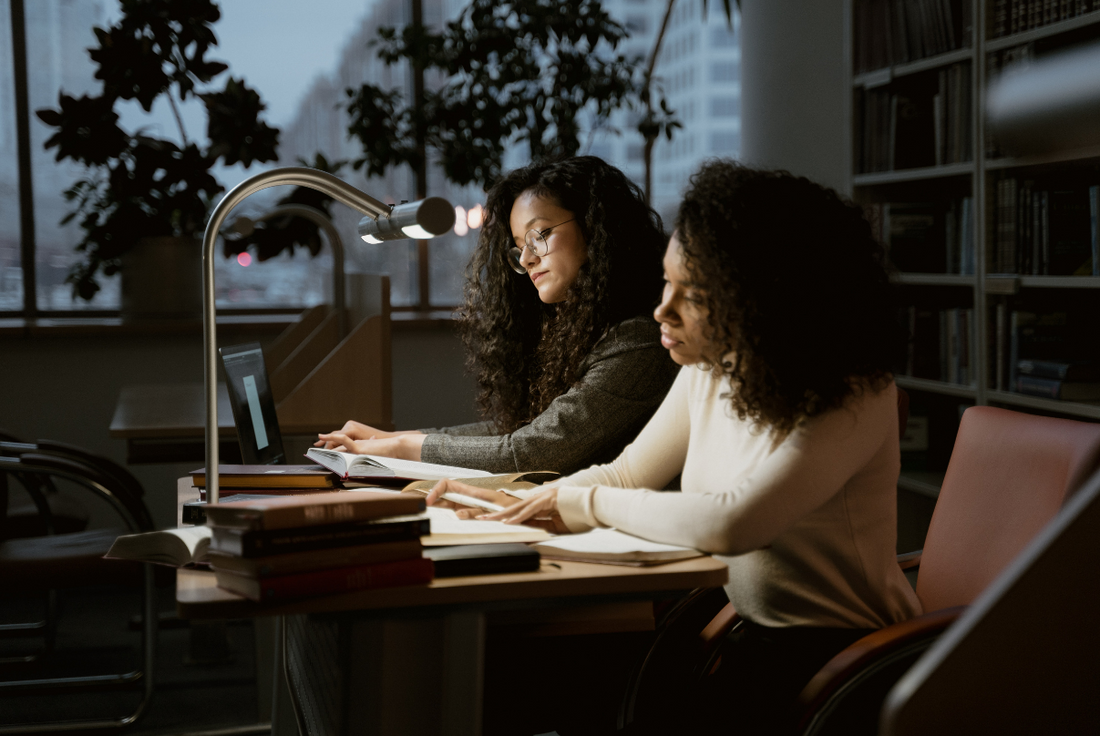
[850,0,1100,498]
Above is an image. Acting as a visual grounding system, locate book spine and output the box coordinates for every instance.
[209,538,424,578]
[223,558,435,602]
[1014,374,1064,399]
[207,496,425,531]
[212,517,431,557]
[1089,185,1098,276]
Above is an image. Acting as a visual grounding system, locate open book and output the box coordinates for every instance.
[104,526,214,567]
[306,449,490,482]
[532,528,704,566]
[306,448,558,489]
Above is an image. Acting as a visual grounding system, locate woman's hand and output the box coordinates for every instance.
[314,421,423,449]
[314,430,427,461]
[427,481,570,534]
[425,480,521,519]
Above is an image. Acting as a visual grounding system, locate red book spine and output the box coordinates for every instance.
[255,558,434,601]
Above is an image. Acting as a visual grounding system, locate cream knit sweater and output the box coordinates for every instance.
[555,365,921,629]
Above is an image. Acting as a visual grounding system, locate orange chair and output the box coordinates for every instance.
[795,406,1100,736]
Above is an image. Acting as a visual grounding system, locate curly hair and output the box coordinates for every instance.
[459,156,666,433]
[675,160,904,434]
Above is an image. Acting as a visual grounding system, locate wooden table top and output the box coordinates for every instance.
[176,556,729,621]
[109,383,235,439]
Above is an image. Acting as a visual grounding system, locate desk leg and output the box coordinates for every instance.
[285,611,486,736]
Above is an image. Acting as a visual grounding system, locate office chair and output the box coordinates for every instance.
[0,431,91,538]
[618,388,914,733]
[795,405,1100,736]
[0,442,157,733]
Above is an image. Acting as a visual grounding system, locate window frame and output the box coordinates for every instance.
[3,0,444,321]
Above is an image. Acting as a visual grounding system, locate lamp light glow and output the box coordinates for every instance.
[357,197,455,243]
[467,203,484,229]
[361,233,383,244]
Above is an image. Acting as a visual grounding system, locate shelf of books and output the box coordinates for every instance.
[851,0,1100,496]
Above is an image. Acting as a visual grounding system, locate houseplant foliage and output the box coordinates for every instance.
[345,0,656,190]
[36,0,279,301]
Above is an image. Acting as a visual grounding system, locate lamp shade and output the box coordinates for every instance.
[358,197,456,243]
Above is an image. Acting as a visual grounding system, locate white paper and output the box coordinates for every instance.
[534,528,698,555]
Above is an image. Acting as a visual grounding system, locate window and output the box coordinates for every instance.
[708,131,740,152]
[709,96,740,118]
[711,25,738,48]
[2,0,474,317]
[626,144,644,162]
[710,61,739,82]
[625,15,648,34]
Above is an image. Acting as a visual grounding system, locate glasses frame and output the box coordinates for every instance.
[507,218,577,273]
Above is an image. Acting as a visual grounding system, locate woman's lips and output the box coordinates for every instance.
[660,332,682,350]
[531,271,547,284]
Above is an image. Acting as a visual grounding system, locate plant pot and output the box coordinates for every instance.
[120,236,203,321]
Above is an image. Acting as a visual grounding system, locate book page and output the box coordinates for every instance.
[359,455,492,480]
[534,528,702,559]
[104,525,213,567]
[420,507,551,546]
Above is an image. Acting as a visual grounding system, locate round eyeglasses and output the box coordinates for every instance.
[507,218,576,273]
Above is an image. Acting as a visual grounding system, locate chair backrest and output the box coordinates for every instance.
[915,406,1100,613]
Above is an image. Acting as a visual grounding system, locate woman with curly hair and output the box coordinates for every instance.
[316,156,678,475]
[433,160,921,734]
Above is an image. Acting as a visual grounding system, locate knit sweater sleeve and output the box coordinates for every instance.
[557,378,898,556]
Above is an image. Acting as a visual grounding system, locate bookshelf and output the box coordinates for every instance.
[850,0,1100,497]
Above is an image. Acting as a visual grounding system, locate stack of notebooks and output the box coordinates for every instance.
[202,491,434,602]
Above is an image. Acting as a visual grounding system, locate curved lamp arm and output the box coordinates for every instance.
[202,166,450,503]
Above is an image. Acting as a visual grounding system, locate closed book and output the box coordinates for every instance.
[1014,375,1100,401]
[198,488,335,502]
[214,557,435,602]
[203,491,424,531]
[190,464,336,489]
[209,515,431,557]
[423,544,541,577]
[183,494,283,526]
[206,539,423,578]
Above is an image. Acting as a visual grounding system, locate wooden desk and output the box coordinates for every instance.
[110,383,239,464]
[177,556,727,735]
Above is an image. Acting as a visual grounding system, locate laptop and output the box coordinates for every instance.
[218,342,286,465]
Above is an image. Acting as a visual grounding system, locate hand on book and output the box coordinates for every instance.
[315,421,427,461]
[426,480,569,534]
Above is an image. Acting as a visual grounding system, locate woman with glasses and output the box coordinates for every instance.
[316,156,678,474]
[432,161,921,734]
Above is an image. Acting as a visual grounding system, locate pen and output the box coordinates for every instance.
[441,492,506,513]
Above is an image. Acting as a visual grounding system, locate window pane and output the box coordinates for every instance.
[24,0,119,311]
[0,2,20,311]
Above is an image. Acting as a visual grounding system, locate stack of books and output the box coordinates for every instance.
[203,491,434,602]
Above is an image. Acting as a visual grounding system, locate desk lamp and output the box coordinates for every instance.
[202,167,454,503]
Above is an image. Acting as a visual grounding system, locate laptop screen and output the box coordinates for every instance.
[219,342,286,465]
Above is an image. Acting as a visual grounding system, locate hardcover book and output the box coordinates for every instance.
[214,557,435,602]
[206,538,423,578]
[209,515,431,557]
[202,490,424,531]
[189,464,335,489]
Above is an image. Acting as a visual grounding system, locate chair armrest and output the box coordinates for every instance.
[897,550,923,571]
[796,605,967,718]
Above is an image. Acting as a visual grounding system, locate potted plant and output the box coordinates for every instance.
[35,0,279,316]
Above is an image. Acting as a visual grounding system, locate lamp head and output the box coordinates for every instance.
[358,197,456,243]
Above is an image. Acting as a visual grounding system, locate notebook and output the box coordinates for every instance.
[219,342,286,465]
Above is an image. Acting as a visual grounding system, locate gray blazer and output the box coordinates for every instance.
[419,316,679,475]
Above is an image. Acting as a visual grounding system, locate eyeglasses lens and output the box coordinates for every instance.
[507,247,526,273]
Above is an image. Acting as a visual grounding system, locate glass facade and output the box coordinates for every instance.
[3,0,740,314]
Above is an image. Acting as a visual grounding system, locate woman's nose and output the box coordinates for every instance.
[519,245,539,270]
